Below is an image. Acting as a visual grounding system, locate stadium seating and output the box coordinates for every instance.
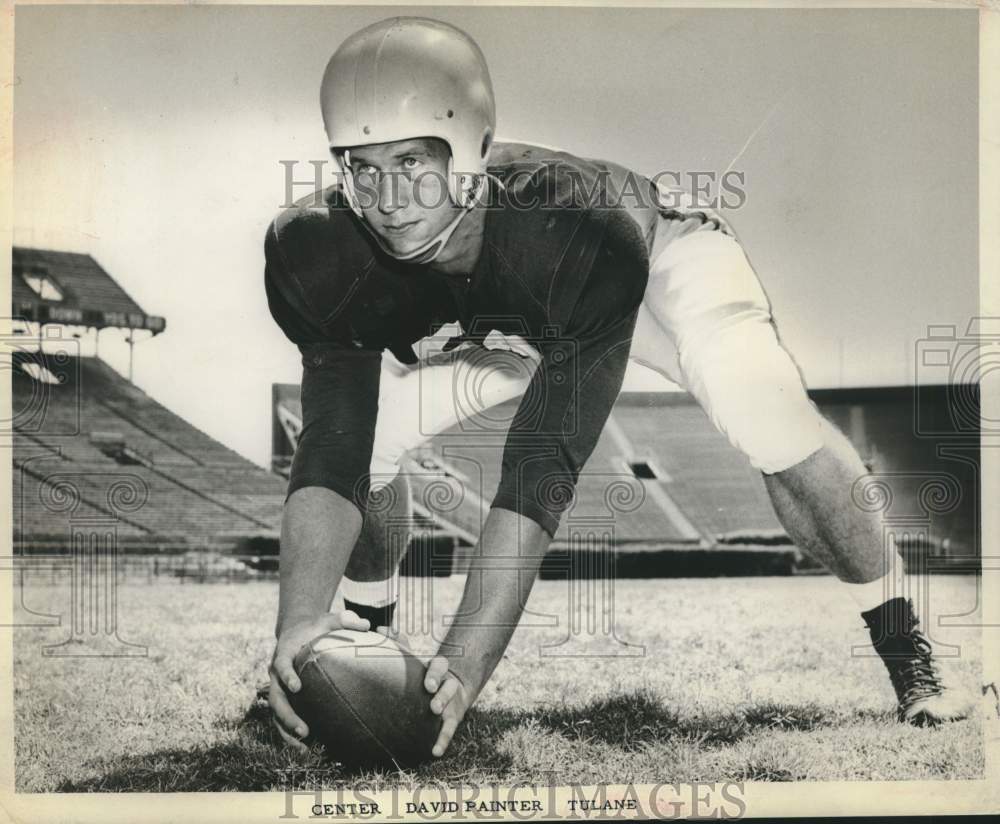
[13,348,977,576]
[12,352,285,550]
[612,397,783,540]
[414,388,978,568]
[416,394,781,547]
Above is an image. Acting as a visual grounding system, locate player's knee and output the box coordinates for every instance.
[369,451,403,492]
[369,370,424,489]
[370,415,410,488]
[679,317,825,474]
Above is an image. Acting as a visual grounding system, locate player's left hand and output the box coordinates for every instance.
[423,655,474,757]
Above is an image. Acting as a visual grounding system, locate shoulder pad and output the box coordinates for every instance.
[490,142,660,253]
[269,184,379,325]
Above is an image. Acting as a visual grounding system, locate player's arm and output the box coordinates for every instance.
[273,343,381,635]
[421,507,548,756]
[263,219,383,743]
[269,371,378,745]
[424,208,649,756]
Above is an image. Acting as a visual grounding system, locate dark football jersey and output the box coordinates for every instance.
[265,142,654,536]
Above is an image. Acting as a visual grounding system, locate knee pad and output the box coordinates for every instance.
[368,363,433,492]
[646,228,825,473]
[677,314,825,474]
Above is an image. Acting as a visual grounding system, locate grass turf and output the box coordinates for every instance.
[12,573,984,791]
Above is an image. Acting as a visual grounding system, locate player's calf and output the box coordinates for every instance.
[339,472,412,631]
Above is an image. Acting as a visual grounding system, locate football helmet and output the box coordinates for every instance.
[320,17,496,261]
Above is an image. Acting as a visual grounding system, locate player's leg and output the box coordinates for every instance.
[341,469,413,630]
[340,337,536,631]
[632,220,972,724]
[631,235,877,580]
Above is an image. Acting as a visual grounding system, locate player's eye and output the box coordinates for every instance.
[402,157,420,170]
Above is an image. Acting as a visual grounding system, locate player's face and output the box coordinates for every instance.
[344,138,458,256]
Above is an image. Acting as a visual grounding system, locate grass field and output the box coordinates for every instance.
[13,572,985,792]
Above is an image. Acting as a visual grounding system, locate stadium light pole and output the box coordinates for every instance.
[125,329,156,383]
[127,330,134,383]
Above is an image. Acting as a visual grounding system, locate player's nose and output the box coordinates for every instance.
[376,172,410,214]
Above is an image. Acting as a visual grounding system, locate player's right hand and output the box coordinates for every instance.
[268,609,371,748]
[423,655,475,758]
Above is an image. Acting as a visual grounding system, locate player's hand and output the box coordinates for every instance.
[268,610,371,748]
[424,655,475,757]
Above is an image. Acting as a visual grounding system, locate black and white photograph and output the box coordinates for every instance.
[2,1,997,820]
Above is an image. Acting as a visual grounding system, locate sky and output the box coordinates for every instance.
[11,5,980,469]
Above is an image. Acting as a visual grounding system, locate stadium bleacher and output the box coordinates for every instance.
[12,346,978,576]
[403,387,978,574]
[612,396,782,540]
[413,394,779,547]
[10,245,977,576]
[13,352,285,550]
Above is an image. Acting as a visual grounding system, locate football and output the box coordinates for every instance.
[289,629,442,767]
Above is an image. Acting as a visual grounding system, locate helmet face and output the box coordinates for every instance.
[321,17,496,212]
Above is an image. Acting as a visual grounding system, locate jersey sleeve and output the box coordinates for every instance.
[490,209,648,537]
[264,218,382,509]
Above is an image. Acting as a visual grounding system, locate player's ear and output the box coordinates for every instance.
[481,130,494,162]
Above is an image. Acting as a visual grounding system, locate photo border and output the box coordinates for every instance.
[0,0,996,820]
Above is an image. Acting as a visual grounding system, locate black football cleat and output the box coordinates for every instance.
[861,597,973,726]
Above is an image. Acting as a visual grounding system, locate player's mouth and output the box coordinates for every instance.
[381,220,419,236]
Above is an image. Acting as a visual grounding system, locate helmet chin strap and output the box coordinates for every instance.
[371,199,473,264]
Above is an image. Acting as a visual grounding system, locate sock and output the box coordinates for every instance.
[340,574,399,630]
[845,553,907,613]
[343,599,397,630]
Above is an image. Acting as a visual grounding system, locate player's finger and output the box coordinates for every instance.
[270,654,301,694]
[430,677,460,715]
[269,679,309,739]
[329,610,370,632]
[271,714,309,752]
[424,655,449,693]
[432,716,459,758]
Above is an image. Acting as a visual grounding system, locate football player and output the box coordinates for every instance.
[264,17,972,757]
